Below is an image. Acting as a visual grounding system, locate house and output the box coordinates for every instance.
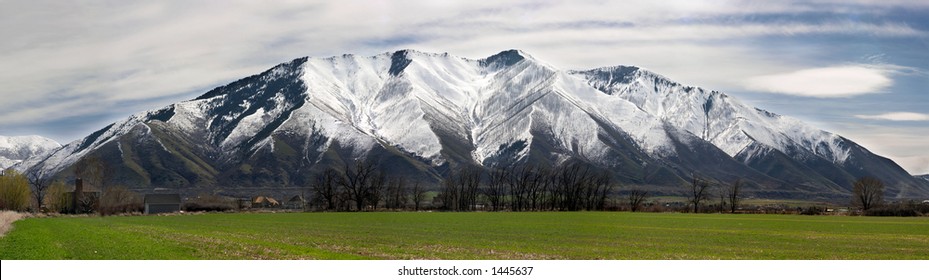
[144,194,181,214]
[285,195,306,209]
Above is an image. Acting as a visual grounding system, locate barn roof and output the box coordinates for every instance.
[144,194,181,204]
[253,196,280,205]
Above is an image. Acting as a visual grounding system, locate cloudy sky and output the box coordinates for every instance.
[1,0,927,174]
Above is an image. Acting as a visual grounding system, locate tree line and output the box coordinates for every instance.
[3,155,919,216]
[440,163,615,212]
[0,155,142,215]
[309,160,428,211]
[308,160,618,212]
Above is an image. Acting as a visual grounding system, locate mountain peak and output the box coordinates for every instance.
[571,65,683,91]
[0,135,61,170]
[480,49,528,69]
[388,50,414,76]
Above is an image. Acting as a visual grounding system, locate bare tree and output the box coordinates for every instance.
[439,174,459,211]
[410,181,426,211]
[557,163,594,211]
[365,170,387,210]
[44,181,70,213]
[74,155,109,193]
[26,168,52,212]
[726,179,742,213]
[627,188,649,212]
[852,176,884,212]
[688,174,711,213]
[508,164,534,211]
[483,165,510,211]
[441,167,483,211]
[454,167,481,211]
[313,168,340,211]
[338,160,379,211]
[385,176,407,210]
[717,188,726,213]
[545,169,561,211]
[588,171,613,211]
[526,166,550,211]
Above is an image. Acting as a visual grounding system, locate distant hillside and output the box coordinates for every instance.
[0,135,60,170]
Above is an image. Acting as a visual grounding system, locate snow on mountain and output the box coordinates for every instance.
[570,65,929,198]
[0,157,17,170]
[25,50,677,182]
[0,135,61,170]
[19,49,929,199]
[570,66,850,164]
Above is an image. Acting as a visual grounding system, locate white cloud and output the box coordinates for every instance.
[894,155,929,176]
[744,65,895,98]
[0,0,927,143]
[831,125,929,175]
[855,112,929,121]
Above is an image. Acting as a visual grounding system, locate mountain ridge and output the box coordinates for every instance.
[17,49,929,200]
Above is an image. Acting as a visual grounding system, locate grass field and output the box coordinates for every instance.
[1,212,927,260]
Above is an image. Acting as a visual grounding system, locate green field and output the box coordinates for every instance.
[1,212,927,259]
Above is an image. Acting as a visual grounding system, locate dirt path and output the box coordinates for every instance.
[0,211,28,237]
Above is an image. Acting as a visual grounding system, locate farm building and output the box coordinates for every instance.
[285,195,306,209]
[63,178,99,214]
[252,196,280,208]
[144,194,181,214]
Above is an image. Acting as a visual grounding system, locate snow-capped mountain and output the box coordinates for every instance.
[0,135,60,170]
[21,50,929,199]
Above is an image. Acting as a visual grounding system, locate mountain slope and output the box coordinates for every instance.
[918,174,929,183]
[0,135,60,170]
[570,66,929,198]
[20,50,929,199]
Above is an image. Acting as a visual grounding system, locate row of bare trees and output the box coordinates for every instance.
[440,167,481,211]
[440,163,615,212]
[309,161,428,211]
[306,160,620,212]
[685,175,742,213]
[304,160,752,213]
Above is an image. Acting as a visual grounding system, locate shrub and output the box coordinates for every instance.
[43,181,71,213]
[0,171,31,211]
[865,207,919,217]
[98,187,143,216]
[865,200,926,217]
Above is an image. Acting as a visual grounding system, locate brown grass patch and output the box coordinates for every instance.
[0,211,30,237]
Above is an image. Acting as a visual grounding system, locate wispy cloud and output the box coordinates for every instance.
[855,112,929,121]
[743,65,897,98]
[1,0,927,153]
